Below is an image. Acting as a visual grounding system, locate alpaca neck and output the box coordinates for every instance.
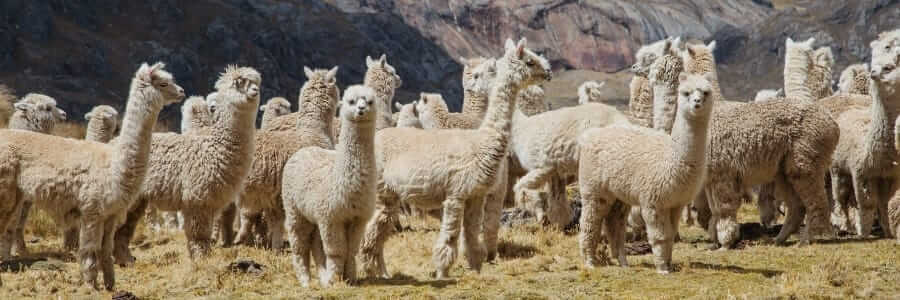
[866,79,900,158]
[86,122,114,143]
[333,118,376,193]
[475,62,520,179]
[365,72,396,130]
[261,111,278,129]
[111,87,164,194]
[668,110,710,168]
[784,51,814,102]
[652,81,679,133]
[296,102,334,136]
[211,98,259,150]
[463,90,488,117]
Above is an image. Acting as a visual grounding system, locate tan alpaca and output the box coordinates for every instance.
[111,66,259,263]
[359,38,552,279]
[260,97,292,130]
[282,85,378,287]
[838,64,871,95]
[0,62,184,290]
[579,72,714,273]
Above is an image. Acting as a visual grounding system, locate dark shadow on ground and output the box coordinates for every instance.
[359,272,456,288]
[497,240,539,259]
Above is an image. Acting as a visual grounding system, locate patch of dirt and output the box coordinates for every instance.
[625,241,651,256]
[112,291,138,300]
[227,259,265,275]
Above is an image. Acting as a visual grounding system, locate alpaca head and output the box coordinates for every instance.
[260,97,292,116]
[86,105,119,132]
[517,85,546,116]
[785,37,816,62]
[838,64,870,95]
[679,39,715,75]
[12,93,67,131]
[133,62,185,106]
[365,54,403,90]
[677,73,715,119]
[870,30,900,89]
[415,92,449,126]
[500,38,552,88]
[340,85,377,124]
[753,89,784,102]
[632,37,682,77]
[394,101,421,128]
[215,65,262,110]
[180,96,211,133]
[463,57,497,96]
[649,51,685,86]
[577,81,606,104]
[300,66,341,118]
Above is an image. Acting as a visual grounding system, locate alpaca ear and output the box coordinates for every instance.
[706,40,716,51]
[804,37,816,47]
[137,63,153,82]
[57,108,67,120]
[505,38,516,54]
[786,37,795,45]
[304,66,314,80]
[365,56,374,68]
[148,62,165,80]
[672,37,683,50]
[662,39,673,54]
[378,54,387,67]
[597,81,606,88]
[259,104,267,112]
[703,72,715,83]
[516,38,527,58]
[326,66,339,82]
[14,102,32,111]
[420,93,428,104]
[395,102,402,110]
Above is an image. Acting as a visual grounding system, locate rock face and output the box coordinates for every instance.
[0,0,462,121]
[1,0,898,120]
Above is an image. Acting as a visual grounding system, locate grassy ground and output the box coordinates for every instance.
[2,204,899,299]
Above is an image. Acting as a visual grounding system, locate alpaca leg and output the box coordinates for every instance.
[285,210,314,287]
[217,203,236,247]
[853,176,878,237]
[0,195,24,259]
[360,193,399,279]
[112,197,148,266]
[546,176,573,228]
[790,175,834,241]
[318,221,347,287]
[628,206,647,241]
[100,217,118,291]
[757,184,778,229]
[182,211,215,259]
[78,218,104,290]
[642,206,674,274]
[343,219,367,284]
[876,178,895,238]
[774,177,804,244]
[266,207,286,250]
[10,200,31,256]
[311,231,326,280]
[693,192,711,231]
[433,197,464,279]
[253,214,269,246]
[578,184,612,268]
[234,209,257,246]
[482,188,504,262]
[463,196,486,272]
[830,171,852,232]
[63,226,80,252]
[605,201,629,267]
[888,192,900,243]
[669,205,684,242]
[706,182,741,249]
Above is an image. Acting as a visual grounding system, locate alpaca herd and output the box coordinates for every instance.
[0,29,899,291]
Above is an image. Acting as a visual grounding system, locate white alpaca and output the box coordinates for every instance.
[283,85,377,287]
[393,102,421,128]
[260,97,292,130]
[754,89,784,102]
[85,105,119,143]
[359,38,552,279]
[112,66,259,263]
[579,72,714,273]
[1,93,68,257]
[0,62,184,290]
[577,81,606,105]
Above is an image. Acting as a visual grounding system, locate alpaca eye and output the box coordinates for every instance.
[474,74,480,79]
[159,83,168,87]
[348,99,356,105]
[682,92,689,97]
[526,60,535,66]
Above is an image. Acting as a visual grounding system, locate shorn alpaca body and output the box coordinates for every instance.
[359,38,551,279]
[579,72,714,273]
[282,85,378,287]
[112,66,260,263]
[1,93,68,257]
[235,67,339,249]
[0,62,183,289]
[829,30,900,238]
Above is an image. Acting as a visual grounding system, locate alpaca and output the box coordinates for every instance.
[282,85,378,287]
[0,62,184,290]
[517,85,547,116]
[754,89,784,102]
[7,94,67,133]
[0,85,13,127]
[393,102,421,128]
[365,55,403,130]
[260,97,292,130]
[180,96,213,134]
[784,37,818,102]
[415,93,482,129]
[85,105,119,143]
[629,38,681,127]
[579,72,714,273]
[462,57,494,116]
[257,67,339,134]
[578,81,606,105]
[838,64,871,95]
[235,66,339,249]
[1,93,68,257]
[359,38,552,279]
[809,47,835,99]
[828,30,900,238]
[680,41,722,102]
[112,66,260,263]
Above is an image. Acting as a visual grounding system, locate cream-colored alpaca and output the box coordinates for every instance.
[0,62,184,290]
[260,97,292,130]
[579,72,714,273]
[416,93,482,129]
[366,55,403,130]
[1,94,68,257]
[283,85,377,287]
[393,102,421,128]
[85,105,119,142]
[629,37,682,127]
[359,38,552,279]
[578,81,606,104]
[180,96,213,134]
[829,30,900,238]
[112,66,259,262]
[235,67,339,249]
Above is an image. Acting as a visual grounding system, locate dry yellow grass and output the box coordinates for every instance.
[3,204,899,299]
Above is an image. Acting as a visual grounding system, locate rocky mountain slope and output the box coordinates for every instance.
[0,0,898,123]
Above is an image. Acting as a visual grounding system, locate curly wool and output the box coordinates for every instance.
[365,55,403,130]
[260,97,292,130]
[8,93,67,133]
[838,64,870,95]
[85,105,119,143]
